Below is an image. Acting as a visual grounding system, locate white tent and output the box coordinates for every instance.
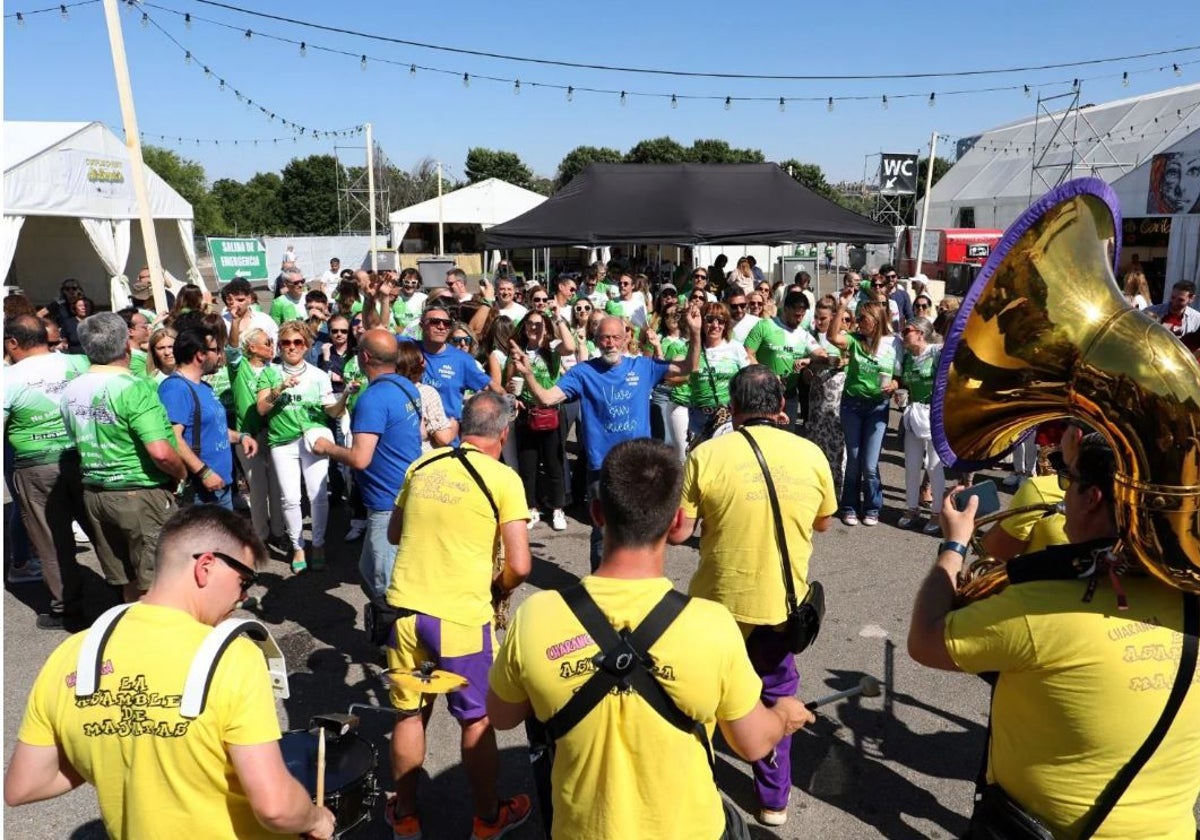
[3,120,198,309]
[388,177,547,256]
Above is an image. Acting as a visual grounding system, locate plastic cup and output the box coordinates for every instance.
[878,371,893,390]
[894,388,910,409]
[509,376,525,394]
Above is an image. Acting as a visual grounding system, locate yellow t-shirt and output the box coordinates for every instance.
[489,576,762,840]
[386,443,528,626]
[946,577,1200,839]
[17,603,282,839]
[999,474,1067,554]
[682,425,838,624]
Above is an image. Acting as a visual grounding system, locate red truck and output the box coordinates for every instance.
[899,228,1004,296]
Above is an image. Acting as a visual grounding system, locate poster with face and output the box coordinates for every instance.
[1146,149,1200,214]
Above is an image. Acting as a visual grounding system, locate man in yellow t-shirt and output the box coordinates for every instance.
[667,364,837,828]
[4,505,334,839]
[910,435,1200,838]
[981,470,1067,561]
[488,438,815,840]
[383,391,532,840]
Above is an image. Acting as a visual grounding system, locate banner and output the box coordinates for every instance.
[62,150,132,203]
[1146,150,1200,214]
[207,237,269,283]
[879,153,918,195]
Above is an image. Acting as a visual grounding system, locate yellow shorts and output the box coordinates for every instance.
[387,612,496,721]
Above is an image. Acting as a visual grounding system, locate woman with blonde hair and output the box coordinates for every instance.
[827,300,899,526]
[145,327,178,382]
[256,320,354,573]
[686,301,750,441]
[1122,269,1151,310]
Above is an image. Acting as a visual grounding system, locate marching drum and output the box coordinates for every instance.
[281,729,379,836]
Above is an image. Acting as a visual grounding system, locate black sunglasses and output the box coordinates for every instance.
[870,282,888,288]
[330,328,349,334]
[451,335,474,345]
[196,550,258,592]
[424,317,452,328]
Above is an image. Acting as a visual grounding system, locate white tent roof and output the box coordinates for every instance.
[389,177,546,229]
[3,120,193,220]
[922,83,1200,229]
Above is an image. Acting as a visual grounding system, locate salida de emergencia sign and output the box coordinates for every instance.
[207,237,269,284]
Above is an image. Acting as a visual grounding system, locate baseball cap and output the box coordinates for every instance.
[659,283,677,295]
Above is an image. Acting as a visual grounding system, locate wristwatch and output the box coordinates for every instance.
[938,541,969,559]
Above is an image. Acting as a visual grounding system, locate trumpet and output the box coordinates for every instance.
[955,502,1065,606]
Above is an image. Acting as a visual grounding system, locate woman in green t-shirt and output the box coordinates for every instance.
[232,326,283,545]
[826,300,899,526]
[804,299,848,496]
[896,317,945,533]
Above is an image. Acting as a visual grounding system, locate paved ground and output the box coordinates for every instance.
[0,419,1065,838]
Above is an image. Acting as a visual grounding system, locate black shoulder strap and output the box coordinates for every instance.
[739,427,798,613]
[412,446,498,521]
[543,584,714,770]
[1077,592,1200,838]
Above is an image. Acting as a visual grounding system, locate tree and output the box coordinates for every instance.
[464,148,534,189]
[555,145,623,189]
[279,154,344,234]
[779,159,837,200]
[688,139,764,164]
[212,173,285,235]
[141,145,224,235]
[916,156,954,202]
[624,136,688,165]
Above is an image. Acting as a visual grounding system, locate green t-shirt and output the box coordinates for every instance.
[842,333,899,401]
[130,348,149,378]
[4,353,91,468]
[59,367,177,489]
[269,294,305,325]
[517,350,561,403]
[342,355,367,412]
[688,342,750,408]
[901,344,941,404]
[258,363,335,447]
[204,352,235,415]
[744,317,819,386]
[231,358,266,436]
[392,297,420,332]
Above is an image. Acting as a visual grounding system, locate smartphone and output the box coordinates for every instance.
[955,479,1001,517]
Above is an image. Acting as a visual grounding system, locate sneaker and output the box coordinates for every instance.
[72,520,90,543]
[862,514,879,527]
[526,509,541,531]
[922,520,942,535]
[551,509,567,531]
[345,519,366,541]
[897,511,920,529]
[7,557,43,584]
[758,807,788,827]
[309,545,326,571]
[471,795,532,840]
[386,798,422,840]
[290,550,307,574]
[842,512,859,527]
[1002,472,1022,489]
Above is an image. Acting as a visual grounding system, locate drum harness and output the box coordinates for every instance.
[73,604,288,718]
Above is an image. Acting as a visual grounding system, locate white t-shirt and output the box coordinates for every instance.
[315,270,340,291]
[731,314,761,344]
[497,302,528,323]
[610,298,648,329]
[223,309,279,343]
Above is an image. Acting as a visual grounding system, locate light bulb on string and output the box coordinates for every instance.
[514,79,521,95]
[882,94,888,110]
[299,42,307,57]
[1175,63,1182,77]
[409,64,416,78]
[244,29,252,40]
[1024,84,1031,98]
[15,12,24,26]
[620,91,627,107]
[463,73,470,88]
[567,86,574,103]
[827,96,834,113]
[59,5,68,21]
[218,78,225,91]
[184,12,191,29]
[140,12,149,27]
[779,97,786,113]
[928,92,936,108]
[671,94,678,109]
[360,55,367,71]
[1123,71,1129,87]
[724,96,732,111]
[1072,78,1079,91]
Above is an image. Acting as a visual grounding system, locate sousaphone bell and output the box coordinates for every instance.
[931,177,1200,599]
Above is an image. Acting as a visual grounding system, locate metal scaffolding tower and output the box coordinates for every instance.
[334,140,392,236]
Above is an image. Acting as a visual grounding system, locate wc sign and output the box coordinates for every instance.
[879,153,918,195]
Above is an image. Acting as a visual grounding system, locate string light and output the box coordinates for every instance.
[243,28,252,40]
[514,79,521,95]
[184,50,191,65]
[15,11,23,26]
[620,91,627,107]
[360,54,367,71]
[218,78,225,91]
[299,41,306,57]
[567,86,574,102]
[1024,84,1031,98]
[184,12,191,29]
[409,63,416,77]
[1122,71,1129,87]
[778,96,786,112]
[882,94,888,110]
[58,4,67,21]
[203,65,211,77]
[1175,63,1183,77]
[928,92,936,107]
[140,11,148,27]
[827,96,834,112]
[671,94,677,109]
[724,96,732,111]
[462,72,470,87]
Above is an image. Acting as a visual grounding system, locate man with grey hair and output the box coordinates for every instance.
[269,266,307,325]
[667,364,836,828]
[380,389,533,839]
[59,313,186,601]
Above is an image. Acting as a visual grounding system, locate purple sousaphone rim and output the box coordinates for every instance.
[930,177,1123,470]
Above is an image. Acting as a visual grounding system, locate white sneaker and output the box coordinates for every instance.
[72,520,90,543]
[345,519,366,541]
[551,509,567,531]
[527,509,541,530]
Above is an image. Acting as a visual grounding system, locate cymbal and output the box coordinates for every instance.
[389,668,468,694]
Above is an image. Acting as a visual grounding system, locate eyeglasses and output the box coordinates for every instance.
[424,317,452,328]
[195,550,258,592]
[914,303,931,310]
[531,296,549,303]
[870,282,888,288]
[278,338,306,348]
[692,273,707,279]
[884,273,898,280]
[451,335,474,346]
[330,328,349,335]
[747,301,764,309]
[703,316,727,325]
[1056,469,1082,491]
[728,302,747,311]
[574,306,592,313]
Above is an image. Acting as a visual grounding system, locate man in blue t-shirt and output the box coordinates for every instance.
[513,310,702,568]
[401,305,495,420]
[159,327,257,509]
[312,329,422,598]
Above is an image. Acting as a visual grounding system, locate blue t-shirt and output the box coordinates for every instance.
[416,343,491,420]
[158,374,232,483]
[557,355,670,472]
[350,374,423,511]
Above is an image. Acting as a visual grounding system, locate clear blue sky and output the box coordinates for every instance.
[5,0,1200,187]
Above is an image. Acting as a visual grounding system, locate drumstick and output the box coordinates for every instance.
[316,727,326,808]
[805,676,882,710]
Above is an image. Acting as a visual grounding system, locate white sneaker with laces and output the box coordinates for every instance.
[527,509,541,530]
[551,509,567,531]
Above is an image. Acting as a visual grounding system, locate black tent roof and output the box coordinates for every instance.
[485,163,895,248]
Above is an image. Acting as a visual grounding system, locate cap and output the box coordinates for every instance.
[130,277,152,297]
[659,283,677,294]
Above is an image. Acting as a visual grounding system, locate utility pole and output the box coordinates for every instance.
[915,131,939,278]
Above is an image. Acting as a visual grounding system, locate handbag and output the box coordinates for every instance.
[739,426,825,654]
[526,404,560,432]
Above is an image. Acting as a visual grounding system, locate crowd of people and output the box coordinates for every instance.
[4,251,1200,839]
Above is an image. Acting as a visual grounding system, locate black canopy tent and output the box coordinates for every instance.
[485,163,895,248]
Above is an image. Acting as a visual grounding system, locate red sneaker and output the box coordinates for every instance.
[385,797,422,840]
[470,795,533,840]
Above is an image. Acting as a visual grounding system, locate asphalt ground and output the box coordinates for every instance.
[5,414,1193,838]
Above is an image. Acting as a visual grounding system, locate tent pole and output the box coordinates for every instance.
[437,162,445,257]
[101,0,167,314]
[915,131,939,278]
[366,122,378,274]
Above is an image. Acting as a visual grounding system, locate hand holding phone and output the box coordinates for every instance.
[954,479,1001,517]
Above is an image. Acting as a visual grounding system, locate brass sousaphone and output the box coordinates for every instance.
[931,178,1200,600]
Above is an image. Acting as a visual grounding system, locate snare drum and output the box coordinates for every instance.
[281,729,378,836]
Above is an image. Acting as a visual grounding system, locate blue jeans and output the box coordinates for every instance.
[840,395,889,517]
[193,484,233,510]
[359,509,396,600]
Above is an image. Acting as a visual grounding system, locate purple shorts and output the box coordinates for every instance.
[387,611,495,722]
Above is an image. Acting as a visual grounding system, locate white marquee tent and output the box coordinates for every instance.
[3,120,198,309]
[388,177,546,258]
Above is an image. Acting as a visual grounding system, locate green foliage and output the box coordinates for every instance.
[210,173,284,235]
[688,139,764,164]
[279,154,344,235]
[555,145,624,189]
[464,148,535,190]
[779,159,836,200]
[624,136,689,164]
[141,145,224,235]
[916,156,954,201]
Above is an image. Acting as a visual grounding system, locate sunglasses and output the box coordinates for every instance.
[729,302,747,310]
[871,282,888,288]
[531,296,549,303]
[278,338,306,348]
[690,295,707,302]
[424,318,452,328]
[195,550,258,592]
[451,335,474,345]
[703,316,727,325]
[330,328,349,335]
[574,306,593,313]
[914,303,931,310]
[1056,469,1081,491]
[692,273,707,279]
[885,274,898,280]
[747,301,764,308]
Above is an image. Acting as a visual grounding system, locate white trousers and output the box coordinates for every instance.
[270,437,330,549]
[235,429,285,541]
[904,432,946,512]
[667,403,689,462]
[1013,435,1038,476]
